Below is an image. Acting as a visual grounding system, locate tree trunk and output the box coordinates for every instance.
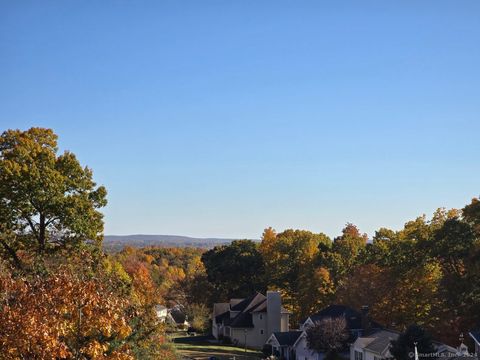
[39,213,46,251]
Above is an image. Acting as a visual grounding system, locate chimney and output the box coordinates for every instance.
[361,305,371,331]
[267,291,281,336]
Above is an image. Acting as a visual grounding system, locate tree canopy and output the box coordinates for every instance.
[0,128,107,268]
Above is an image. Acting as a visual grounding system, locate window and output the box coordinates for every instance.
[355,350,363,360]
[260,329,264,335]
[259,314,263,320]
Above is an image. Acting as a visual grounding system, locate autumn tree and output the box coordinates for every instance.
[306,317,348,360]
[260,229,332,322]
[0,128,107,268]
[321,224,367,285]
[0,258,133,360]
[185,303,210,333]
[258,227,278,284]
[335,264,393,324]
[0,128,178,360]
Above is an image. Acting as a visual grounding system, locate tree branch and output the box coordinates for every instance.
[25,216,40,242]
[0,238,23,269]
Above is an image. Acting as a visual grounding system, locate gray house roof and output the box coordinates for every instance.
[216,291,281,329]
[169,307,187,324]
[304,305,380,330]
[230,292,266,312]
[363,329,399,355]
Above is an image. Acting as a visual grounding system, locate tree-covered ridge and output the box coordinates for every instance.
[103,235,237,253]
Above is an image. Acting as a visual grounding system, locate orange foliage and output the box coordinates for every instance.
[0,268,133,359]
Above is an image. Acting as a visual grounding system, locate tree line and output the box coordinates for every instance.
[196,205,480,346]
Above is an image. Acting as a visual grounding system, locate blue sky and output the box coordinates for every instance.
[1,1,480,239]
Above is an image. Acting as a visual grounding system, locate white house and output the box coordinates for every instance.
[265,331,303,360]
[350,329,398,360]
[294,305,378,360]
[293,331,326,360]
[154,305,168,322]
[351,328,460,360]
[212,291,290,349]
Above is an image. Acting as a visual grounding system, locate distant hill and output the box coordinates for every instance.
[103,234,240,252]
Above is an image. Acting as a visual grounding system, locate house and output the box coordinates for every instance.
[212,291,290,349]
[155,304,190,330]
[300,305,378,336]
[212,302,231,339]
[293,331,326,360]
[351,328,460,360]
[469,330,480,359]
[154,305,168,322]
[350,329,399,360]
[265,330,303,360]
[168,305,190,330]
[293,305,380,360]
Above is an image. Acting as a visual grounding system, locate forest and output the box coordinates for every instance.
[0,127,479,358]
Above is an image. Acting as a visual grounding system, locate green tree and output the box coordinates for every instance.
[463,197,480,236]
[201,240,265,299]
[390,324,436,360]
[321,224,367,285]
[0,128,107,267]
[431,218,475,276]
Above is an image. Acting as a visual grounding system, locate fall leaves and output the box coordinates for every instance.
[0,262,133,359]
[0,128,177,360]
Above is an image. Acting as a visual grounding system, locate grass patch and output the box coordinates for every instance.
[173,336,263,359]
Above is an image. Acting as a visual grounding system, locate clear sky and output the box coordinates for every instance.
[1,1,479,239]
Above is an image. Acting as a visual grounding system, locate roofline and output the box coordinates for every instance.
[266,333,278,345]
[293,330,306,348]
[303,317,313,325]
[352,337,381,355]
[364,346,387,356]
[469,332,480,346]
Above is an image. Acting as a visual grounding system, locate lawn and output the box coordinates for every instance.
[173,335,264,360]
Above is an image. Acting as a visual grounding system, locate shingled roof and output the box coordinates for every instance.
[214,291,283,329]
[362,329,399,355]
[230,292,266,312]
[304,305,380,330]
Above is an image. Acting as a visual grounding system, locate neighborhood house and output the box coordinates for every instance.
[212,291,290,349]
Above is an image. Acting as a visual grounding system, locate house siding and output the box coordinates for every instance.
[294,335,322,360]
[230,327,266,349]
[212,291,288,349]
